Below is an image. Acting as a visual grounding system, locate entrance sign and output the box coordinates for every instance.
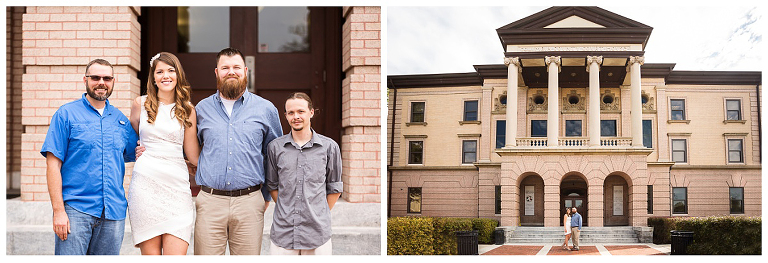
[525,186,535,215]
[613,185,623,215]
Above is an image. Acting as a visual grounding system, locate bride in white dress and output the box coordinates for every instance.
[128,52,200,255]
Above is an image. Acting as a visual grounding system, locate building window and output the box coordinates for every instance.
[408,141,423,164]
[531,120,547,137]
[496,120,506,149]
[643,120,652,148]
[670,99,686,120]
[672,187,687,214]
[408,187,422,213]
[600,120,617,137]
[671,139,687,163]
[411,102,425,123]
[464,100,478,121]
[728,139,744,163]
[495,185,502,214]
[730,187,744,214]
[726,99,741,120]
[462,140,477,164]
[647,185,653,214]
[565,120,582,137]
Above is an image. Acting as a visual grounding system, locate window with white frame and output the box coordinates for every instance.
[410,102,425,123]
[730,187,744,214]
[671,139,687,163]
[408,141,423,164]
[725,99,742,121]
[672,187,687,214]
[727,139,744,163]
[670,99,686,120]
[462,140,477,164]
[464,100,478,121]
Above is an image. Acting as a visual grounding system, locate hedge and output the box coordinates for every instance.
[648,216,761,255]
[387,217,499,255]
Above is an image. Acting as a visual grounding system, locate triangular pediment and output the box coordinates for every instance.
[544,15,605,28]
[496,6,653,49]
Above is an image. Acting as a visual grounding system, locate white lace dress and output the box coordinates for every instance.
[564,215,572,235]
[127,96,194,246]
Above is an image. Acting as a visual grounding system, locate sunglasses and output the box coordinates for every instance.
[85,75,114,82]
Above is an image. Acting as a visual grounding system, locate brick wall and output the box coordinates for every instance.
[341,6,381,203]
[7,7,24,193]
[19,6,141,201]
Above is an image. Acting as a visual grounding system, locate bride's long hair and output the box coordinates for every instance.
[145,52,193,128]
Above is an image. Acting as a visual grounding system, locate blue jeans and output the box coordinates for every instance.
[54,204,125,255]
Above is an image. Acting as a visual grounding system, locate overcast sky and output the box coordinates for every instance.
[387,6,762,75]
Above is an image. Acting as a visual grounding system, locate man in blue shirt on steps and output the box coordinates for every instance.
[570,207,583,251]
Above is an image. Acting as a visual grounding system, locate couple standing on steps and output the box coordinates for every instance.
[561,207,582,251]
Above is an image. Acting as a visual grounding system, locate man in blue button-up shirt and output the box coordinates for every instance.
[41,59,138,255]
[192,48,283,255]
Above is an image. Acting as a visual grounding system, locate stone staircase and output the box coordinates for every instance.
[506,226,648,244]
[6,198,381,255]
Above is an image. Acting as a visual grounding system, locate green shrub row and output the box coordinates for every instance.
[647,216,761,255]
[387,217,499,255]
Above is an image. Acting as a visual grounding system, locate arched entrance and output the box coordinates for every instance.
[519,174,544,226]
[603,174,630,226]
[560,174,588,226]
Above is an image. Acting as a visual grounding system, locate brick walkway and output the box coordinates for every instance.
[480,244,670,255]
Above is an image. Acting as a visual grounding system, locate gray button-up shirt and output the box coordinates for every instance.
[266,130,343,250]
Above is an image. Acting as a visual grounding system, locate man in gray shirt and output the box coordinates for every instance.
[266,92,342,255]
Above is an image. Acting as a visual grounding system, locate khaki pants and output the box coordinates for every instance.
[194,189,266,255]
[270,238,332,255]
[571,227,580,248]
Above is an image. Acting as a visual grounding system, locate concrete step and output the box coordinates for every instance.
[505,226,641,244]
[506,237,640,243]
[6,198,381,255]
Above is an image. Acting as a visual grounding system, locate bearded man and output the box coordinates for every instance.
[41,59,138,255]
[192,47,283,255]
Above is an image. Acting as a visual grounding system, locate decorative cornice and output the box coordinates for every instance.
[403,134,428,138]
[457,133,482,138]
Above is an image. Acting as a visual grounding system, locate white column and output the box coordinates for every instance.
[504,57,521,147]
[587,56,603,146]
[545,56,561,147]
[629,56,644,147]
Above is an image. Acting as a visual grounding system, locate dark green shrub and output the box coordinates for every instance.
[387,217,435,255]
[432,217,473,255]
[648,216,761,255]
[471,218,499,244]
[387,217,500,255]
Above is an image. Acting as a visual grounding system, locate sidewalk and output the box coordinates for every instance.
[479,243,671,255]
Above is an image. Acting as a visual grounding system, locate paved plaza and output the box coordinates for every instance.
[480,243,671,255]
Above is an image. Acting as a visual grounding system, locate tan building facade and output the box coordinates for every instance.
[6,6,381,203]
[387,7,761,227]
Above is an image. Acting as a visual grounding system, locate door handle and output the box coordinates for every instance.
[246,56,256,93]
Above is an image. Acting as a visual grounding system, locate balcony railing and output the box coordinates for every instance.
[515,137,633,147]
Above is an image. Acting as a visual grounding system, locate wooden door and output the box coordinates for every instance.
[140,7,342,195]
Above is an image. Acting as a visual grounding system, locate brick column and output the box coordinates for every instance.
[19,6,141,201]
[341,6,380,203]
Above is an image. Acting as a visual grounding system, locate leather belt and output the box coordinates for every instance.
[201,185,261,197]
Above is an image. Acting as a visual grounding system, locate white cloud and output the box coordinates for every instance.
[388,6,762,74]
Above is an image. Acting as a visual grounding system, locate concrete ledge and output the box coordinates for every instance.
[6,199,381,255]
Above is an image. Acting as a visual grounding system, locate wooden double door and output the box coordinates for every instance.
[140,7,342,194]
[140,7,342,142]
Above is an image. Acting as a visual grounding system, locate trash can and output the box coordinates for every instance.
[456,230,479,255]
[670,230,694,255]
[494,229,505,245]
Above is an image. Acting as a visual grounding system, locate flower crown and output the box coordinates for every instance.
[149,53,161,67]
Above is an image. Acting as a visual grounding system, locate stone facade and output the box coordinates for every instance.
[387,6,761,227]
